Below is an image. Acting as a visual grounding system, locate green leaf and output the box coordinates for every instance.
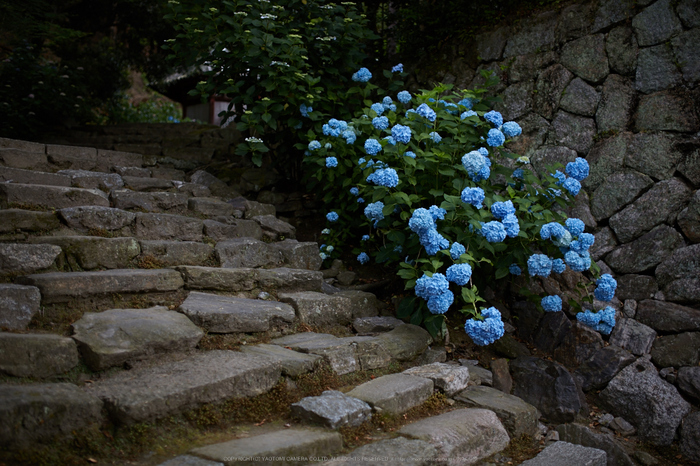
[495,267,509,280]
[397,296,417,319]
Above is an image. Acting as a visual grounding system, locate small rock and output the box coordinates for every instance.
[520,441,606,466]
[599,413,615,426]
[403,362,470,396]
[610,417,636,436]
[291,390,371,429]
[491,358,513,394]
[632,450,659,466]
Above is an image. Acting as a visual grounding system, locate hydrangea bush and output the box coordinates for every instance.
[303,65,617,343]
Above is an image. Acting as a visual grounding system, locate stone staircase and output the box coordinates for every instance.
[0,136,610,466]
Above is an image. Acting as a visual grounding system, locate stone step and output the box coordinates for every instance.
[455,385,540,438]
[84,350,281,424]
[71,306,204,371]
[0,243,62,274]
[252,214,296,241]
[30,236,140,270]
[177,291,296,334]
[321,437,437,466]
[18,268,184,303]
[188,428,342,465]
[59,206,137,233]
[0,166,71,187]
[139,240,214,267]
[0,383,104,447]
[203,219,262,241]
[0,147,49,171]
[188,197,236,217]
[176,266,323,294]
[520,441,607,466]
[0,183,109,209]
[134,212,204,241]
[215,238,321,270]
[115,166,151,178]
[291,390,372,429]
[46,145,143,172]
[0,209,61,234]
[240,343,322,377]
[403,362,471,396]
[278,291,380,328]
[110,189,189,213]
[0,284,42,330]
[57,169,124,191]
[346,373,434,414]
[0,332,79,378]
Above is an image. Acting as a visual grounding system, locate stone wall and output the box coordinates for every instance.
[412,0,700,309]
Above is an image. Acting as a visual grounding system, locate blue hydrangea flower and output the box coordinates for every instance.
[391,63,403,73]
[382,96,393,107]
[577,307,616,335]
[321,228,330,235]
[552,258,566,274]
[566,157,589,181]
[461,187,485,209]
[481,221,506,243]
[325,245,334,253]
[416,103,437,122]
[446,263,472,286]
[397,91,411,104]
[563,177,581,196]
[540,222,567,241]
[320,252,327,260]
[564,250,591,272]
[458,97,473,109]
[484,110,503,127]
[594,274,617,302]
[551,170,566,185]
[352,67,372,82]
[391,124,411,144]
[308,140,321,151]
[477,147,489,157]
[450,242,466,260]
[569,233,595,253]
[415,273,450,299]
[367,167,399,188]
[364,201,384,225]
[509,264,522,275]
[326,211,339,222]
[542,295,562,313]
[361,235,369,241]
[372,116,389,130]
[370,102,384,116]
[427,290,454,314]
[429,132,442,143]
[528,254,553,277]
[486,128,505,147]
[429,205,446,221]
[357,252,369,264]
[342,129,356,144]
[357,198,364,203]
[384,136,396,145]
[513,168,524,179]
[324,143,332,150]
[350,187,359,196]
[326,157,338,168]
[462,151,488,181]
[409,208,436,234]
[461,110,477,119]
[300,103,313,117]
[464,307,504,346]
[491,200,515,220]
[502,213,520,238]
[565,218,585,236]
[364,138,382,155]
[419,228,449,255]
[502,121,522,137]
[404,151,416,158]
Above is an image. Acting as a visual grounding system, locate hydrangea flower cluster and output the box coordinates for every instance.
[372,116,389,130]
[415,273,454,314]
[326,211,339,222]
[397,91,411,104]
[527,254,552,277]
[322,118,349,137]
[462,150,491,182]
[357,252,369,264]
[446,263,472,286]
[480,221,506,243]
[464,307,505,346]
[594,274,617,302]
[541,295,562,312]
[364,201,384,226]
[509,264,522,275]
[450,242,466,260]
[461,187,485,209]
[326,157,338,168]
[577,306,616,335]
[391,63,403,73]
[429,132,442,143]
[308,140,321,151]
[300,103,313,118]
[415,103,436,122]
[484,110,503,127]
[364,138,382,155]
[486,128,505,147]
[502,122,522,137]
[391,124,411,144]
[367,167,399,188]
[352,67,372,82]
[409,207,449,255]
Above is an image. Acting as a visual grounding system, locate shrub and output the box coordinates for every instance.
[304,65,616,343]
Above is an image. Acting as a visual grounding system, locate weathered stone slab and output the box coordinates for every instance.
[152,167,186,181]
[583,133,628,191]
[0,137,45,153]
[322,437,437,466]
[140,241,213,267]
[134,212,203,241]
[664,277,700,303]
[0,284,42,330]
[291,390,371,429]
[531,145,578,177]
[252,215,296,240]
[190,428,342,466]
[0,243,61,273]
[0,166,71,187]
[635,45,683,94]
[57,169,124,191]
[177,182,211,198]
[677,367,700,402]
[456,385,539,437]
[534,310,572,354]
[655,243,700,287]
[190,170,235,198]
[608,318,656,356]
[681,411,700,463]
[615,275,658,301]
[347,373,433,414]
[86,350,280,424]
[635,299,700,333]
[34,236,139,270]
[574,345,635,392]
[353,316,404,334]
[561,34,609,83]
[374,324,432,362]
[521,441,606,466]
[96,149,143,172]
[0,333,79,378]
[121,176,174,192]
[270,240,321,271]
[353,337,393,370]
[532,65,574,120]
[72,306,204,371]
[0,209,60,233]
[556,423,635,466]
[590,170,653,222]
[398,408,510,465]
[19,269,184,303]
[203,219,263,241]
[678,190,700,242]
[59,206,136,231]
[215,238,283,269]
[635,90,700,133]
[606,26,638,76]
[277,291,352,327]
[403,362,470,396]
[115,167,151,178]
[158,455,223,466]
[178,266,323,294]
[495,81,533,121]
[595,75,634,133]
[600,356,690,445]
[511,356,586,423]
[188,197,235,217]
[271,332,339,350]
[333,290,381,319]
[606,225,685,274]
[671,28,700,83]
[46,144,97,170]
[0,183,109,209]
[552,322,604,367]
[240,343,321,377]
[293,337,359,375]
[111,190,188,213]
[503,11,558,57]
[0,383,103,446]
[650,332,700,367]
[632,0,683,47]
[559,78,600,117]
